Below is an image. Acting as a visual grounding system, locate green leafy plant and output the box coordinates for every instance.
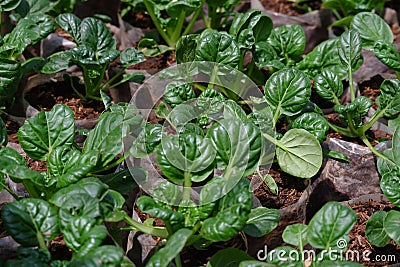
[321,0,388,29]
[231,202,362,267]
[0,1,53,110]
[41,13,145,100]
[0,103,149,265]
[137,0,203,55]
[366,126,400,247]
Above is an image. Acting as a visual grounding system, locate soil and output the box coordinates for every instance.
[259,0,322,16]
[25,80,105,120]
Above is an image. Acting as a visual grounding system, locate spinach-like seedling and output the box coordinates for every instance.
[349,12,400,79]
[322,0,387,29]
[41,13,145,100]
[0,2,53,109]
[0,103,148,265]
[137,0,203,55]
[366,126,400,248]
[235,202,361,267]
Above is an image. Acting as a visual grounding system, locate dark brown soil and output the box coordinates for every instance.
[25,81,105,120]
[254,165,309,209]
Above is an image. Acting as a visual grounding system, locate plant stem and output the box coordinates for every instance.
[360,134,396,164]
[327,121,358,138]
[182,172,192,201]
[123,213,169,239]
[361,107,387,134]
[0,178,20,200]
[143,0,172,47]
[348,66,355,102]
[207,65,219,90]
[170,10,187,48]
[100,68,126,91]
[182,1,204,36]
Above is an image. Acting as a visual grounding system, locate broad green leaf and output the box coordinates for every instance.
[47,146,99,188]
[376,79,400,118]
[307,202,357,250]
[374,41,400,71]
[380,170,400,208]
[350,12,393,50]
[292,113,329,143]
[297,38,347,80]
[146,228,192,267]
[56,13,81,42]
[229,9,260,36]
[195,31,240,67]
[169,103,196,127]
[121,72,145,83]
[0,148,49,190]
[50,178,109,207]
[0,117,7,146]
[165,0,201,17]
[207,248,253,267]
[1,14,53,58]
[383,210,400,245]
[178,199,201,227]
[21,57,45,74]
[321,0,354,16]
[248,14,273,43]
[41,51,71,74]
[207,118,262,176]
[264,68,312,118]
[69,245,126,267]
[137,196,183,223]
[201,178,252,242]
[4,247,56,267]
[1,198,59,247]
[83,109,142,168]
[58,193,102,229]
[157,133,216,183]
[120,47,145,67]
[80,17,116,53]
[99,168,143,194]
[282,223,308,248]
[237,28,255,50]
[377,126,400,176]
[244,207,280,237]
[314,69,343,104]
[338,29,362,70]
[223,100,247,121]
[176,34,197,63]
[164,81,195,107]
[267,24,305,65]
[275,129,322,178]
[253,42,285,69]
[63,216,108,256]
[152,181,181,206]
[131,123,162,158]
[18,104,75,160]
[0,0,21,11]
[365,211,391,247]
[0,58,21,108]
